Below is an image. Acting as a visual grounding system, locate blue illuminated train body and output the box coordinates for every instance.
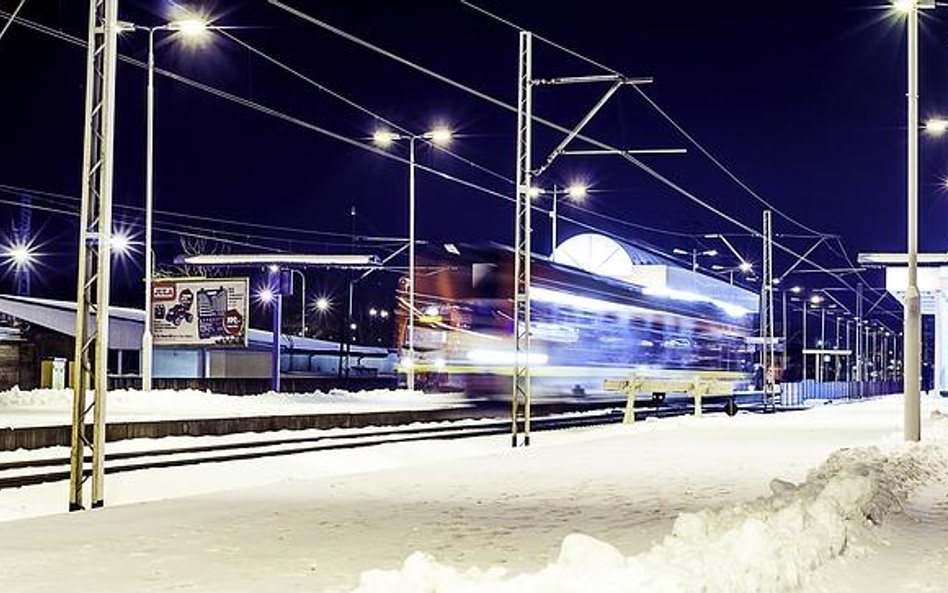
[400,244,759,400]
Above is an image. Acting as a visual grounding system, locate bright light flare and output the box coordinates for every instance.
[892,0,914,13]
[528,186,542,199]
[791,285,803,294]
[426,127,453,145]
[170,18,208,36]
[257,288,274,304]
[566,183,588,201]
[315,297,330,312]
[810,294,824,305]
[372,130,399,147]
[738,261,753,273]
[4,243,35,268]
[926,118,948,136]
[110,233,132,254]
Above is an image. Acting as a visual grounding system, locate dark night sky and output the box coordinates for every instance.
[1,0,947,329]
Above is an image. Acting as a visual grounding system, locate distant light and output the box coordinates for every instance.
[372,130,399,147]
[350,322,358,331]
[268,264,280,273]
[4,243,34,267]
[426,127,453,145]
[810,294,823,305]
[369,308,378,317]
[772,278,781,285]
[791,286,803,294]
[379,309,390,319]
[566,183,588,201]
[711,265,726,271]
[703,249,718,257]
[258,288,274,304]
[170,18,208,37]
[926,118,948,136]
[424,305,440,317]
[111,233,131,254]
[528,186,543,199]
[672,248,689,256]
[315,297,330,312]
[739,261,753,273]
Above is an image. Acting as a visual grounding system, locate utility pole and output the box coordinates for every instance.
[760,211,776,409]
[903,0,922,441]
[13,195,32,297]
[802,304,808,382]
[69,0,119,511]
[511,30,533,446]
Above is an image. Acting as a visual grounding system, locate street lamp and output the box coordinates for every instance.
[315,297,330,313]
[673,247,717,272]
[3,242,34,268]
[892,0,924,441]
[373,125,453,391]
[129,14,213,393]
[531,182,588,254]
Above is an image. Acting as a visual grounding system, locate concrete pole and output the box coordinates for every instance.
[407,136,416,392]
[904,1,922,441]
[142,28,156,392]
[802,304,808,381]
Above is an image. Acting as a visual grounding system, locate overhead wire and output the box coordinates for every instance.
[0,0,26,45]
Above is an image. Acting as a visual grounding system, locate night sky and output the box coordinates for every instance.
[1,0,946,332]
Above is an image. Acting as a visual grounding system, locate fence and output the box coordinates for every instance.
[779,380,904,407]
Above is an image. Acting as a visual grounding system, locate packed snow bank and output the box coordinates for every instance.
[354,412,948,593]
[0,386,462,427]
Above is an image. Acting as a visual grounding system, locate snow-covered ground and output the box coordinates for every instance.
[0,386,465,428]
[0,395,945,592]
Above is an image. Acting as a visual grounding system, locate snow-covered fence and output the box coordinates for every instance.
[780,380,903,407]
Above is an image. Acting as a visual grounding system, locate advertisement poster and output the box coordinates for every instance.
[151,278,249,347]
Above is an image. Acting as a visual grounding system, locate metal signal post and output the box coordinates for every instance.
[511,30,533,447]
[69,0,119,511]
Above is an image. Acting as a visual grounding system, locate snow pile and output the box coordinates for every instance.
[353,412,948,593]
[0,386,459,426]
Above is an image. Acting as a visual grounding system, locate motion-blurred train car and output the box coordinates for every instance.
[397,237,760,401]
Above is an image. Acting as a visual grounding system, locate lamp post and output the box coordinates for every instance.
[529,183,588,254]
[373,126,452,391]
[893,0,925,441]
[133,16,211,392]
[673,248,717,272]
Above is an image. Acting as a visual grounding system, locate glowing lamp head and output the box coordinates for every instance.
[258,288,274,304]
[369,308,378,317]
[809,294,824,305]
[791,286,803,294]
[426,127,453,145]
[315,297,330,312]
[892,0,914,12]
[738,261,753,274]
[170,18,209,37]
[566,184,588,201]
[372,130,399,147]
[926,118,948,136]
[379,309,390,319]
[528,186,542,199]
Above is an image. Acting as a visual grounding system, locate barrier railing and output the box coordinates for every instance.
[779,380,904,407]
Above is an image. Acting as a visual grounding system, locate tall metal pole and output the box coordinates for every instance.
[142,27,156,392]
[407,136,416,391]
[512,31,533,446]
[819,307,826,383]
[904,1,922,441]
[802,304,808,382]
[271,290,282,393]
[550,185,558,255]
[760,210,775,409]
[70,0,118,511]
[856,283,864,385]
[782,289,788,373]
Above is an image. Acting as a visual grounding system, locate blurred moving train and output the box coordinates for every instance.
[397,237,761,400]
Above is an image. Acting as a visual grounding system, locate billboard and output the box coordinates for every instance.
[151,278,249,347]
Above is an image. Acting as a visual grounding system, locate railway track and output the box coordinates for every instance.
[0,401,717,491]
[0,409,634,490]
